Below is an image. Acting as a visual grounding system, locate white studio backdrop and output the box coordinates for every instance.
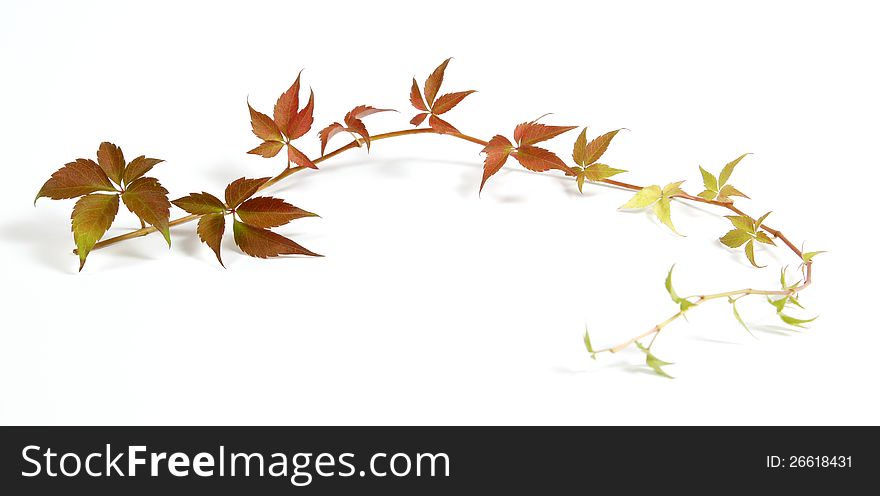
[0,0,877,424]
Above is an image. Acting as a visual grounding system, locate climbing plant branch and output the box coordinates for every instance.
[35,58,825,377]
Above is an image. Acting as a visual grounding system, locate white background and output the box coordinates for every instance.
[1,0,877,425]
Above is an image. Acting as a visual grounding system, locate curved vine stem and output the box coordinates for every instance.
[74,124,816,367]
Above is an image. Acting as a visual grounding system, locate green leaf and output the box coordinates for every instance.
[719,229,751,248]
[778,312,817,328]
[755,211,771,229]
[619,185,661,209]
[730,298,754,337]
[636,342,674,379]
[767,296,787,313]
[583,327,597,359]
[718,153,749,186]
[652,197,682,235]
[582,163,626,182]
[71,193,119,271]
[699,166,718,193]
[802,250,826,263]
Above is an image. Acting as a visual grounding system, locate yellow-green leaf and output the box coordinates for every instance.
[802,250,826,263]
[779,312,817,328]
[583,327,596,359]
[718,184,749,201]
[755,231,775,245]
[619,185,661,209]
[730,298,754,337]
[719,153,749,186]
[699,166,717,193]
[744,239,764,268]
[583,163,626,182]
[652,197,681,235]
[725,215,755,234]
[636,342,674,379]
[697,190,716,200]
[662,180,686,197]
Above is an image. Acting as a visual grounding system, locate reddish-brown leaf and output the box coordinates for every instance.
[513,122,577,146]
[287,89,314,140]
[410,112,429,126]
[410,78,428,111]
[318,122,346,156]
[225,177,270,209]
[197,212,226,267]
[287,145,317,169]
[248,102,283,142]
[273,71,302,136]
[233,219,321,258]
[36,159,116,202]
[580,129,622,166]
[237,196,317,228]
[347,105,395,121]
[172,192,226,215]
[123,156,164,186]
[480,135,514,193]
[121,177,172,245]
[431,90,476,115]
[424,58,451,108]
[96,142,125,185]
[513,145,573,174]
[428,115,459,134]
[345,118,371,150]
[247,140,285,158]
[71,193,119,271]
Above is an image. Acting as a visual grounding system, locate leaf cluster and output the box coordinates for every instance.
[247,71,318,169]
[619,181,686,235]
[719,212,775,267]
[409,58,475,134]
[36,142,169,270]
[172,178,319,267]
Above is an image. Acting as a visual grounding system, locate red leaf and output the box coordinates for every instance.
[287,145,318,169]
[347,105,395,121]
[287,89,314,140]
[410,78,428,111]
[71,193,119,271]
[233,219,321,258]
[513,145,573,174]
[424,58,451,108]
[172,192,227,215]
[36,159,116,202]
[96,142,125,185]
[345,117,371,150]
[123,156,164,186]
[513,121,577,146]
[237,196,317,228]
[428,115,459,134]
[410,112,429,126]
[225,177,270,209]
[431,90,475,115]
[248,101,282,142]
[121,177,172,245]
[198,212,226,267]
[247,141,285,158]
[273,71,302,137]
[318,122,346,156]
[480,135,513,193]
